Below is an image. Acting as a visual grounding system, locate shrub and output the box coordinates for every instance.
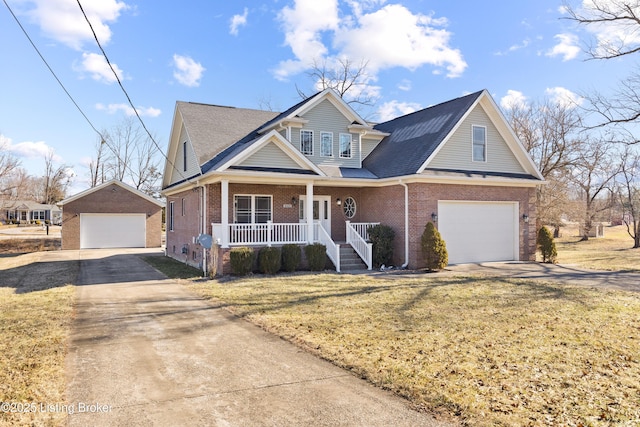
[305,243,327,271]
[258,247,281,274]
[537,226,558,263]
[229,247,255,275]
[421,222,448,271]
[368,224,395,267]
[281,244,301,272]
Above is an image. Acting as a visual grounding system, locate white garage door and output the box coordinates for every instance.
[438,201,519,264]
[80,214,146,249]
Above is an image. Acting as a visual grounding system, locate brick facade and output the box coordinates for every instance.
[61,182,162,250]
[166,181,537,274]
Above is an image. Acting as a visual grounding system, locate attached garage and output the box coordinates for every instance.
[438,201,519,264]
[80,214,146,249]
[59,180,163,250]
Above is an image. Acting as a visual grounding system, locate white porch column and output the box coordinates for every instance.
[221,179,229,248]
[306,182,314,243]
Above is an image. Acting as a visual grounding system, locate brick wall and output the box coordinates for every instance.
[61,182,162,250]
[166,188,203,268]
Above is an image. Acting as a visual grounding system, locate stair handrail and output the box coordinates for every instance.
[345,221,373,270]
[315,222,341,273]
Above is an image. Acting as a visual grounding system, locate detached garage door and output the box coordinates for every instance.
[438,201,518,264]
[80,214,146,249]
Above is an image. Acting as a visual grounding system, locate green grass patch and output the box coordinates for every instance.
[142,255,203,279]
[188,273,640,426]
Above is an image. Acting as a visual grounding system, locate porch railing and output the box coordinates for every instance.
[212,221,308,246]
[315,223,340,273]
[346,221,378,271]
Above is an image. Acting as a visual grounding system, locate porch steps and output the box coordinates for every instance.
[339,244,367,271]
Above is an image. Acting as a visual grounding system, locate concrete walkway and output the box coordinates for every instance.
[66,249,450,427]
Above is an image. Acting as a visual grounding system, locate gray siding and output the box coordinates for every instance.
[291,99,360,168]
[239,141,302,169]
[361,137,379,160]
[428,105,526,174]
[169,125,201,185]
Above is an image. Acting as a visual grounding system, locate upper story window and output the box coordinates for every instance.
[234,195,272,224]
[339,133,352,158]
[472,125,486,162]
[320,132,333,157]
[182,141,188,171]
[300,130,313,156]
[168,201,175,231]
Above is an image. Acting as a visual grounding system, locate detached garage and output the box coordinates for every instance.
[59,180,163,250]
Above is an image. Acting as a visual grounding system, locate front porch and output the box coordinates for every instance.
[211,221,378,272]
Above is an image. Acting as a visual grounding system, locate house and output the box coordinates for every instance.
[161,89,544,273]
[1,200,62,225]
[58,179,163,250]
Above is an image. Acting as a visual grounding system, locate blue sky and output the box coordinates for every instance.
[0,0,635,193]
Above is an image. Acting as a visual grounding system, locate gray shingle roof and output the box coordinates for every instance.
[364,90,484,178]
[176,101,279,167]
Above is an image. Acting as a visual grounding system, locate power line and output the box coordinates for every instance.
[75,0,187,183]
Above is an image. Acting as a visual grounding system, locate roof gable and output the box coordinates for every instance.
[59,179,164,207]
[364,91,483,178]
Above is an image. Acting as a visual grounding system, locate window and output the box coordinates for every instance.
[183,141,188,171]
[472,125,486,162]
[234,195,272,223]
[181,198,185,216]
[32,211,45,220]
[339,133,352,158]
[300,130,313,155]
[343,197,356,218]
[320,132,333,157]
[169,201,175,231]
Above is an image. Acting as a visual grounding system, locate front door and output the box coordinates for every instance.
[299,195,331,236]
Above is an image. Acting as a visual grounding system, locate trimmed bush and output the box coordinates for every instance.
[368,224,395,267]
[305,243,326,271]
[259,247,281,274]
[229,247,255,275]
[537,226,558,263]
[281,244,301,272]
[421,222,448,271]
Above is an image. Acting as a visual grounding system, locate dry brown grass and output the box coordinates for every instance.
[0,253,78,426]
[555,225,640,272]
[187,273,640,426]
[0,238,60,255]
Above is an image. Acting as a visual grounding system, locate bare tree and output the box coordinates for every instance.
[88,137,109,187]
[296,58,377,109]
[42,149,71,204]
[617,147,640,247]
[505,98,583,230]
[0,142,22,205]
[571,138,621,240]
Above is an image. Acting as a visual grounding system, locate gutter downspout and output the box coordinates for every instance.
[399,180,409,268]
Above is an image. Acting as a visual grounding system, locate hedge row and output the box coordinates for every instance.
[229,243,326,275]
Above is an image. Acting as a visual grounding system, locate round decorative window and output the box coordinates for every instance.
[343,196,356,218]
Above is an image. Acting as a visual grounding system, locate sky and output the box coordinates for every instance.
[0,0,636,194]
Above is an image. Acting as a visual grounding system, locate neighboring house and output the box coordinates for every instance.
[0,200,62,225]
[58,180,163,250]
[161,89,544,273]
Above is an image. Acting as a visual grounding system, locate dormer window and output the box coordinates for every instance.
[301,130,313,155]
[183,141,188,171]
[472,125,486,162]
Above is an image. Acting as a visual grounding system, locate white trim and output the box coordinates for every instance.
[300,129,314,156]
[320,131,333,157]
[233,194,273,224]
[472,124,488,163]
[299,194,331,237]
[339,133,353,159]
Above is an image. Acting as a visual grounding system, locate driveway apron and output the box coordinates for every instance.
[66,249,449,427]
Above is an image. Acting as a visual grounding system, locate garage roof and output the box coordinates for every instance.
[58,179,164,207]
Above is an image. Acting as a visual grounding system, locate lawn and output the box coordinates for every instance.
[555,224,640,272]
[184,273,640,426]
[0,252,78,427]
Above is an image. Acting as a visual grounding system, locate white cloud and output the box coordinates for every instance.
[546,33,581,61]
[23,0,127,50]
[1,135,61,161]
[76,52,123,83]
[397,79,412,91]
[500,90,528,110]
[96,103,161,117]
[274,1,466,81]
[172,54,205,87]
[545,86,584,108]
[495,38,531,56]
[230,8,249,36]
[376,100,422,122]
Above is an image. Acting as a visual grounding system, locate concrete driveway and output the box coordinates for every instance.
[66,249,451,427]
[444,261,640,292]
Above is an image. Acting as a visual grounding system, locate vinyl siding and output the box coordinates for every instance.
[169,125,201,185]
[291,99,360,168]
[427,105,526,174]
[238,141,302,169]
[361,137,379,160]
